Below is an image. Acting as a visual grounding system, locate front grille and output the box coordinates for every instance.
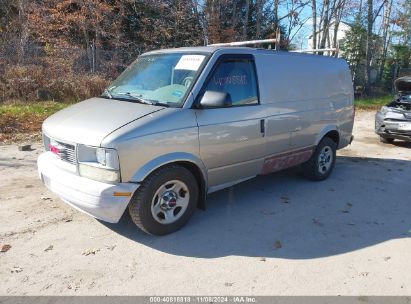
[44,134,77,165]
[56,141,76,164]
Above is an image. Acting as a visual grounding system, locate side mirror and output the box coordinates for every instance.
[199,90,232,109]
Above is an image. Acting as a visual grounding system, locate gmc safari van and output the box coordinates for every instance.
[38,46,354,235]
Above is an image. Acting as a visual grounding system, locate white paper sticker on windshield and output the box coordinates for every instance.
[175,55,205,71]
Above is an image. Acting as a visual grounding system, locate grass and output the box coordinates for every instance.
[0,101,73,143]
[354,95,392,110]
[0,101,72,116]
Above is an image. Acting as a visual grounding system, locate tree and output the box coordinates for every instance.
[0,0,30,62]
[341,20,367,85]
[363,0,387,94]
[364,0,373,94]
[312,0,348,54]
[378,0,393,83]
[311,0,317,49]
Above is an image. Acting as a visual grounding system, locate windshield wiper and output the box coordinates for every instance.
[145,99,170,107]
[113,92,155,105]
[113,93,170,107]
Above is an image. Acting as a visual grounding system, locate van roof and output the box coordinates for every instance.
[146,46,282,54]
[144,46,344,62]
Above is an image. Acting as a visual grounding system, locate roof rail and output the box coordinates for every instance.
[291,48,339,55]
[209,38,278,47]
[208,29,281,50]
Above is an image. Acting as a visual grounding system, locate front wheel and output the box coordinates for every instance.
[302,137,337,181]
[128,165,199,235]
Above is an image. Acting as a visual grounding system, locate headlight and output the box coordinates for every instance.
[96,148,107,166]
[77,145,120,183]
[379,106,391,115]
[78,164,120,183]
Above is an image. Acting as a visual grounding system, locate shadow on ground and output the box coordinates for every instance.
[392,141,411,148]
[0,157,37,168]
[102,156,411,259]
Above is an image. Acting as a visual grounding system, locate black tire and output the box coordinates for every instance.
[379,136,394,144]
[128,164,199,235]
[302,137,337,181]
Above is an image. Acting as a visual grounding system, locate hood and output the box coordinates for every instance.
[42,97,164,146]
[395,76,411,93]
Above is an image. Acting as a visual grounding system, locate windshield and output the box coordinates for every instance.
[104,52,208,107]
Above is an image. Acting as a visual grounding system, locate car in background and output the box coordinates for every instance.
[375,76,411,144]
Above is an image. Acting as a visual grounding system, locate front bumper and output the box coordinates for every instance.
[375,112,411,141]
[37,152,139,223]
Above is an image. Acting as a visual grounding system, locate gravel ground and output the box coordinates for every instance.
[0,111,410,295]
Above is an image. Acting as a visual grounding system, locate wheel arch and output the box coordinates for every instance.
[129,152,208,210]
[315,126,340,147]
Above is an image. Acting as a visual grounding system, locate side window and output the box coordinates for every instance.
[204,59,259,106]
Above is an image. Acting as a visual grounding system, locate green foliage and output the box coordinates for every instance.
[354,96,392,110]
[341,19,382,88]
[341,20,367,87]
[0,101,72,142]
[390,45,411,69]
[0,101,71,116]
[380,44,411,91]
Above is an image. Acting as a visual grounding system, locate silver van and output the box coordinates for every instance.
[38,47,354,235]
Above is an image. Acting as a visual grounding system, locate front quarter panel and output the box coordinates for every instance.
[103,109,201,183]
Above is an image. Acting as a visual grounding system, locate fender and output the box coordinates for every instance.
[314,125,339,146]
[130,152,208,183]
[129,152,208,210]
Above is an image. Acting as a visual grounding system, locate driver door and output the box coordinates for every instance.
[194,54,266,191]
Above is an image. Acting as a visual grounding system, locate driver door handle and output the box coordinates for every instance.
[260,119,265,137]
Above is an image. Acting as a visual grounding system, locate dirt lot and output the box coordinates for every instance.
[0,111,410,295]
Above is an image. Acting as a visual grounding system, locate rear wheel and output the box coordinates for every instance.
[379,136,394,144]
[302,137,337,181]
[128,165,199,235]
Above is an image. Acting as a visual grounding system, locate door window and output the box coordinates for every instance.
[203,58,259,106]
